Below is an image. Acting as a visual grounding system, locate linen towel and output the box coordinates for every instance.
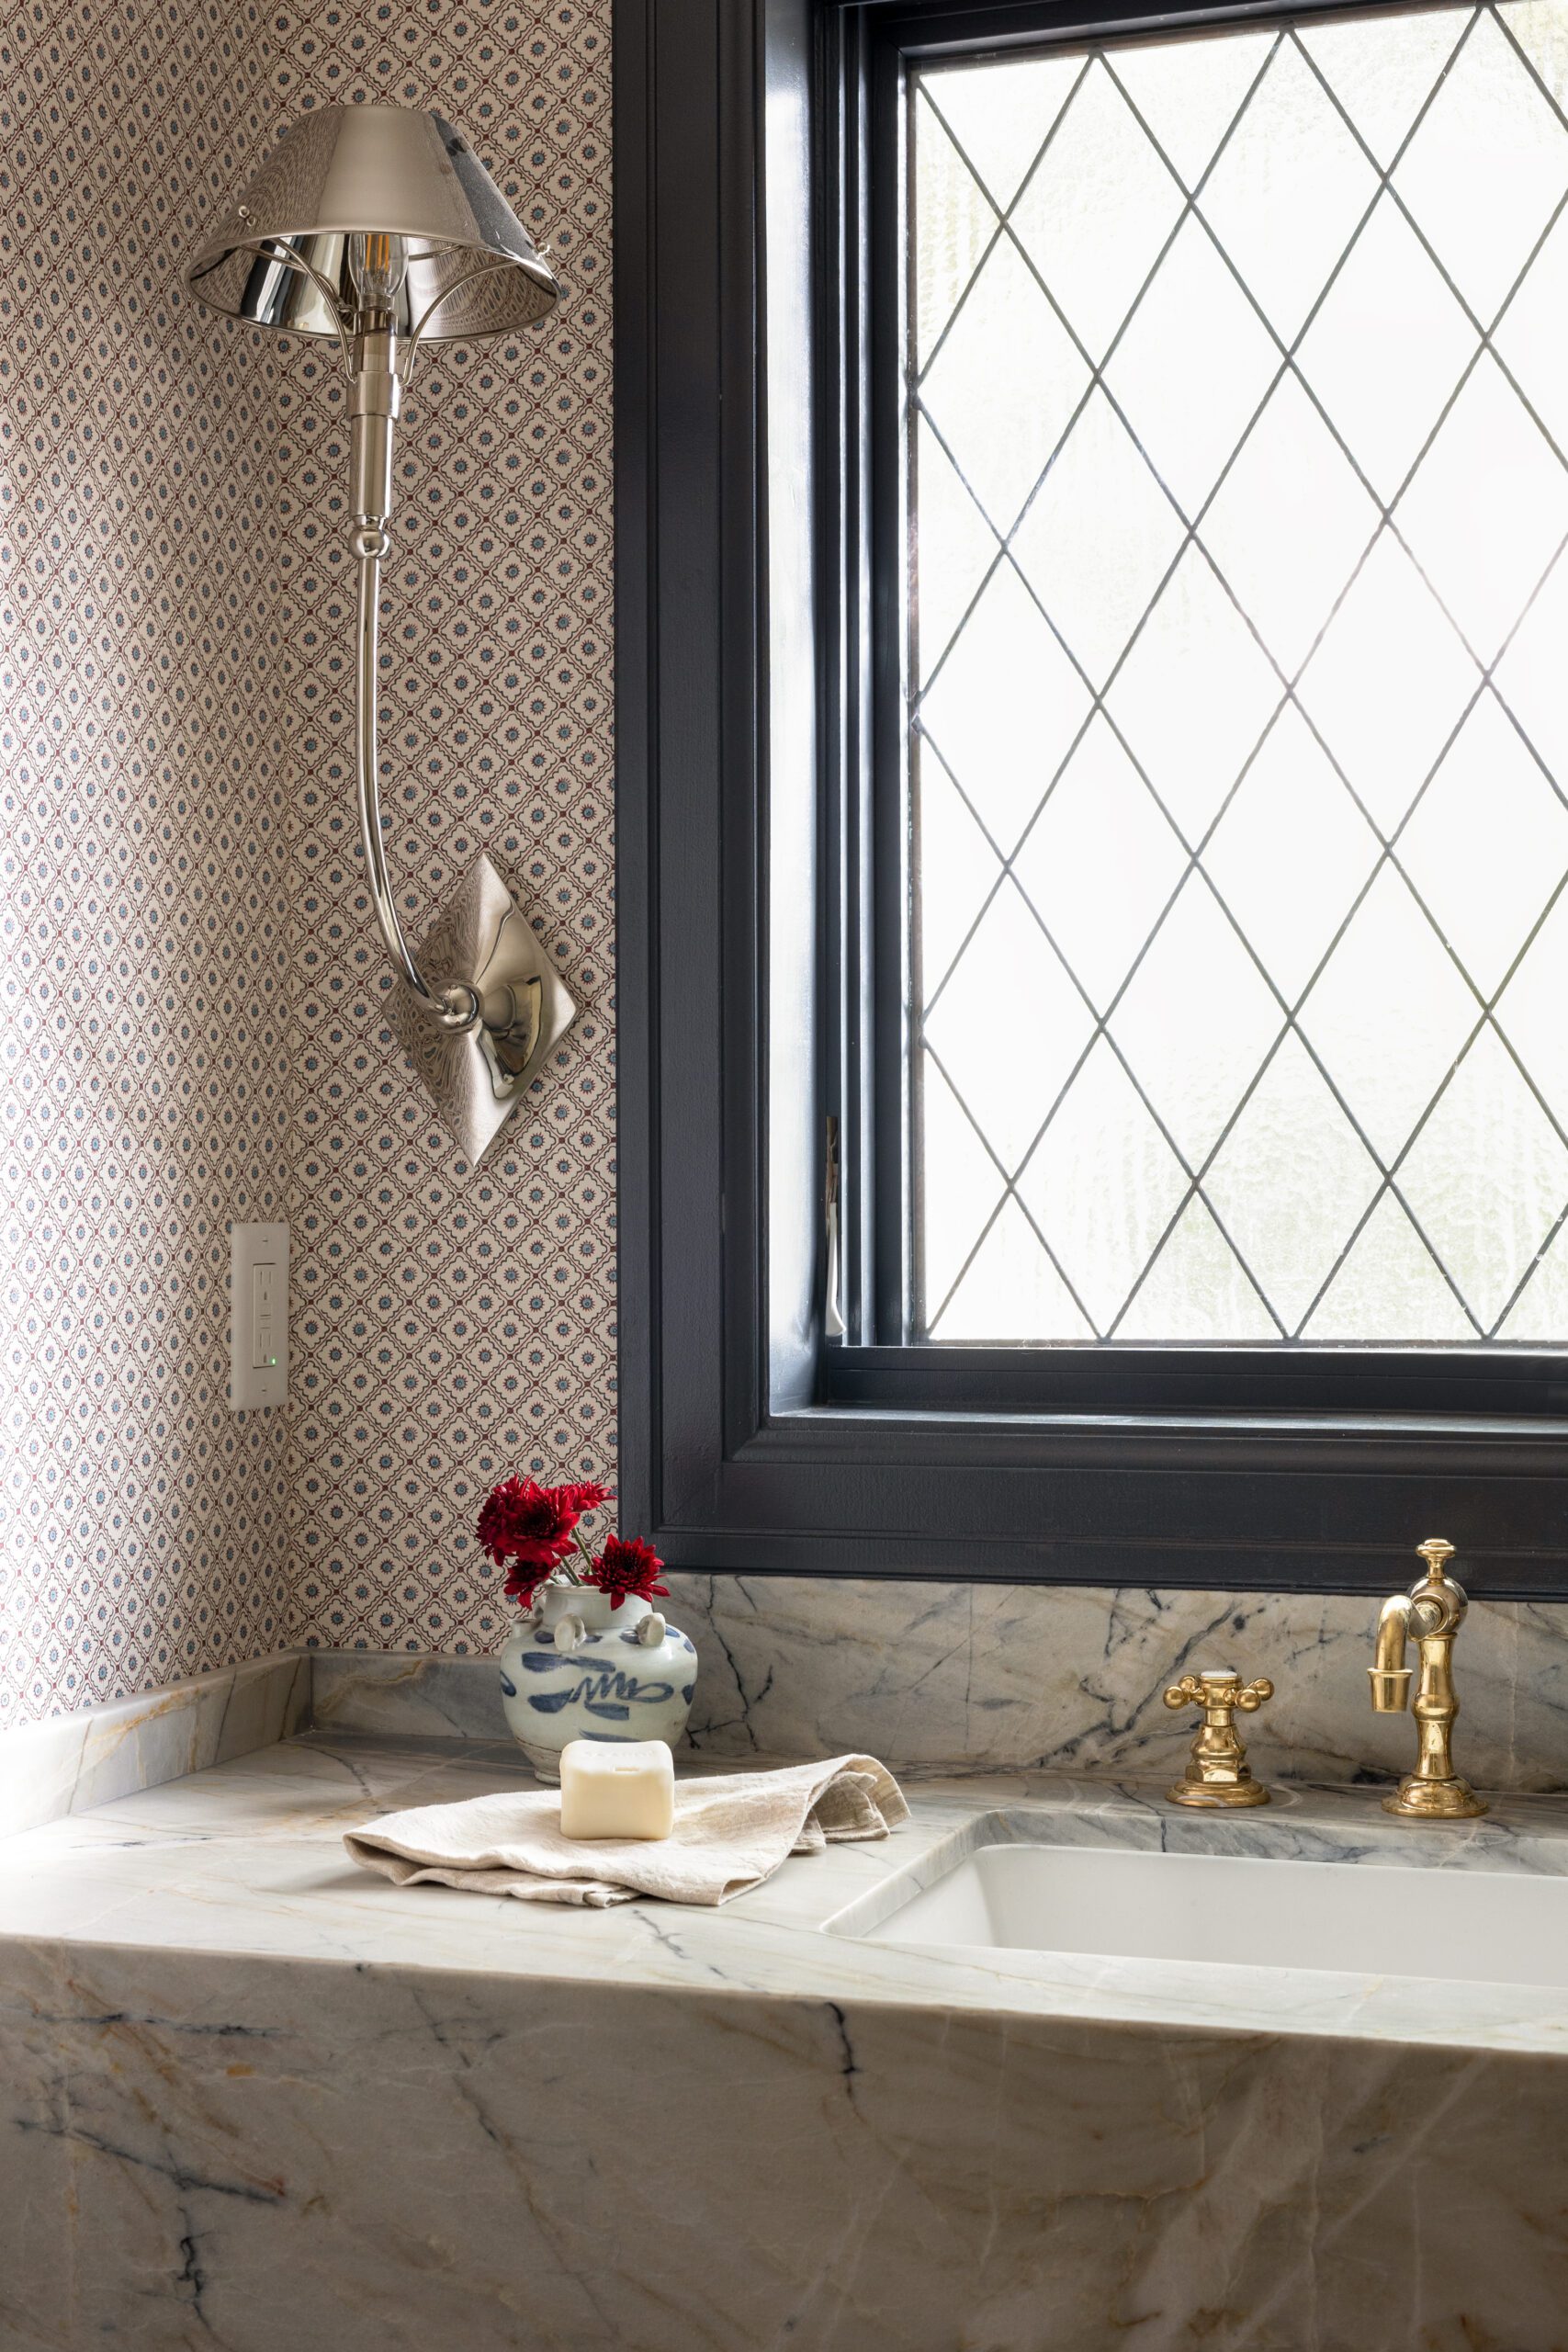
[343,1753,908,1906]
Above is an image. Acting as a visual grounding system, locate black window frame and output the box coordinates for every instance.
[615,0,1568,1596]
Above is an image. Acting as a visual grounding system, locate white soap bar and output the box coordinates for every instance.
[558,1738,675,1840]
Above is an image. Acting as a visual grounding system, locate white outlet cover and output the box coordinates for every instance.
[230,1222,288,1412]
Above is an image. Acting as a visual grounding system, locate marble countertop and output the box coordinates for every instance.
[5,1733,1568,2058]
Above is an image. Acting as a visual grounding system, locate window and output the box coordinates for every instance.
[899,6,1568,1350]
[617,0,1568,1592]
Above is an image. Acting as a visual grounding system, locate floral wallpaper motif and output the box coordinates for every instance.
[0,0,615,1724]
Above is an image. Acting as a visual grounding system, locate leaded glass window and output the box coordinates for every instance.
[908,2,1568,1346]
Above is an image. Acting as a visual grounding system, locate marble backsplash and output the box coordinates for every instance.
[307,1571,1568,1793]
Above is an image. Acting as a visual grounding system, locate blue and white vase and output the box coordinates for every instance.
[497,1582,697,1781]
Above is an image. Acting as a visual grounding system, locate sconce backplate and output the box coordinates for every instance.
[391,853,576,1165]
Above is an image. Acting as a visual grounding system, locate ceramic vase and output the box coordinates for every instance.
[497,1582,698,1781]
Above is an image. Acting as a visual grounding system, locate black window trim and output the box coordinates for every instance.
[615,0,1568,1597]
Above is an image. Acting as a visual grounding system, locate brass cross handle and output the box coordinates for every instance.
[1162,1668,1274,1808]
[1163,1671,1274,1716]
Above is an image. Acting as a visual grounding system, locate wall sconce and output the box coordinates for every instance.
[185,103,576,1164]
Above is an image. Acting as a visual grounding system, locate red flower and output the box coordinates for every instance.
[476,1476,614,1598]
[585,1533,670,1611]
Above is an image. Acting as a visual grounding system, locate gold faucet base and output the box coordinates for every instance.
[1382,1775,1487,1821]
[1167,1777,1270,1810]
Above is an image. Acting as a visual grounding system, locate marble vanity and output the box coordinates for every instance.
[4,1699,1568,2352]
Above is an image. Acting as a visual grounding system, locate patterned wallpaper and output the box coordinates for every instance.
[1,0,615,1724]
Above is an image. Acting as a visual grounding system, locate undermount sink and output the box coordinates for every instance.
[839,1829,1568,1990]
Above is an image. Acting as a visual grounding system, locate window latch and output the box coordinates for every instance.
[824,1114,845,1341]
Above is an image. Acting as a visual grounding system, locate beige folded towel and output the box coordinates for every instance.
[344,1754,908,1907]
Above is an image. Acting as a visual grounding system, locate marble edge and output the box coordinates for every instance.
[0,1652,312,1839]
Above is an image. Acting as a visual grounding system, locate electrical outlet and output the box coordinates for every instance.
[230,1222,288,1411]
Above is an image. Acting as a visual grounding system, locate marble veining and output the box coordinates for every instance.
[4,1739,1568,2349]
[0,1653,309,1841]
[306,1573,1568,1791]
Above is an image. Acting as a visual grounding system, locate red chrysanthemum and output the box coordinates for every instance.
[476,1476,614,1599]
[584,1533,670,1611]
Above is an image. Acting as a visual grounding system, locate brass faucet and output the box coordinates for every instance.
[1369,1537,1486,1819]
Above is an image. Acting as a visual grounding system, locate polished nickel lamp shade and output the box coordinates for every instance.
[184,106,574,1165]
[186,105,558,342]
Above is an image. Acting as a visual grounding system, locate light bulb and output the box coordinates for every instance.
[348,230,409,314]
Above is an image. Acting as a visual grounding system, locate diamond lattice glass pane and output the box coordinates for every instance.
[922,880,1093,1173]
[1107,874,1284,1167]
[1114,1198,1278,1340]
[1010,390,1186,689]
[1294,196,1478,505]
[1294,532,1481,834]
[1201,1035,1382,1333]
[913,97,998,370]
[1015,1038,1190,1331]
[1103,213,1280,518]
[1301,1193,1477,1340]
[931,1196,1094,1342]
[1396,692,1568,994]
[1198,39,1379,342]
[1396,1026,1568,1329]
[914,744,1001,1001]
[1298,8,1467,170]
[1296,865,1479,1166]
[1008,59,1185,364]
[1495,889,1568,1128]
[1107,28,1275,193]
[1198,374,1379,673]
[919,1055,1010,1313]
[1395,353,1568,662]
[919,236,1089,534]
[913,416,1001,684]
[1494,548,1568,786]
[918,563,1091,853]
[1493,205,1568,459]
[1010,715,1187,1012]
[927,53,1084,212]
[1201,705,1382,1003]
[1103,546,1282,843]
[907,17,1568,1346]
[1393,8,1568,326]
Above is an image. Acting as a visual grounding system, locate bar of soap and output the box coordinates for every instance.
[558,1738,675,1840]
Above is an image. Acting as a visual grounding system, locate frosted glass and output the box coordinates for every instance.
[912,99,998,372]
[1294,532,1480,834]
[908,11,1568,1345]
[1201,706,1381,1004]
[1202,1035,1382,1333]
[921,879,1092,1174]
[1397,1028,1568,1329]
[1107,874,1283,1167]
[1396,691,1568,995]
[1103,546,1282,843]
[1015,1039,1190,1331]
[1395,353,1568,663]
[1199,40,1378,342]
[1198,373,1379,673]
[1393,10,1568,325]
[1294,197,1477,504]
[919,236,1088,534]
[1010,60,1184,364]
[918,562,1091,854]
[913,416,1001,684]
[1010,390,1186,688]
[1010,714,1187,1013]
[1295,866,1478,1166]
[1104,214,1279,519]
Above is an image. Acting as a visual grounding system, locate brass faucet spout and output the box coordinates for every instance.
[1367,1537,1485,1819]
[1369,1594,1415,1712]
